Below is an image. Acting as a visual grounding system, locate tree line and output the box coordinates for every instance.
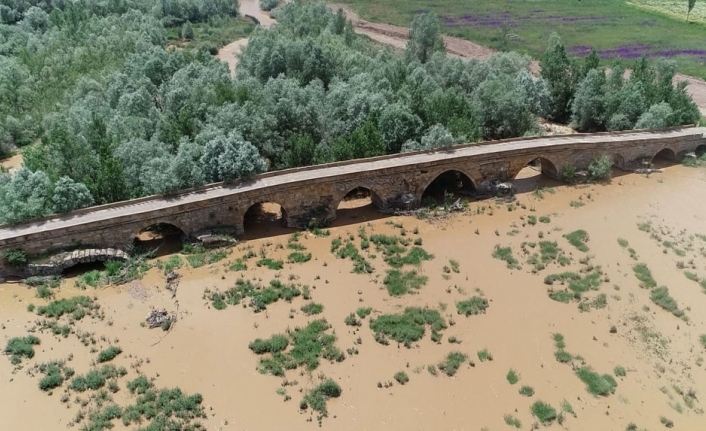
[0,1,700,224]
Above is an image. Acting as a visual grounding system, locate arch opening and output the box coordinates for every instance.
[696,145,706,157]
[335,187,383,223]
[513,157,562,194]
[421,170,476,206]
[651,148,676,167]
[243,202,291,239]
[133,223,185,257]
[612,154,626,171]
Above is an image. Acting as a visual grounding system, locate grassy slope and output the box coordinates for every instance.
[166,16,256,51]
[336,0,706,78]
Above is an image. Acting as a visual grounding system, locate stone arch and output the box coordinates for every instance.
[612,154,626,171]
[335,186,384,210]
[242,201,289,228]
[696,144,706,157]
[652,148,677,163]
[420,169,477,203]
[133,221,187,255]
[133,221,187,242]
[512,156,560,180]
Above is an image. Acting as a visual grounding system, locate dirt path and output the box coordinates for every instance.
[330,3,706,117]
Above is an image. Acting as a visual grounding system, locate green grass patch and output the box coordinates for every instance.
[287,252,312,263]
[492,245,521,269]
[438,351,468,376]
[449,259,460,273]
[527,215,537,225]
[576,367,618,396]
[250,320,344,376]
[126,376,153,394]
[385,246,434,268]
[383,269,428,296]
[69,365,126,392]
[614,366,627,377]
[344,313,361,327]
[565,230,589,252]
[256,258,284,270]
[119,386,205,430]
[335,241,373,274]
[570,200,585,208]
[229,259,247,271]
[203,279,301,312]
[4,335,40,364]
[455,296,489,316]
[539,216,551,224]
[506,369,519,385]
[300,302,324,316]
[36,296,97,319]
[370,307,447,347]
[97,346,122,363]
[531,400,557,424]
[618,238,629,247]
[650,286,684,317]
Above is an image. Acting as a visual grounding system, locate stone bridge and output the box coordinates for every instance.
[1,127,704,276]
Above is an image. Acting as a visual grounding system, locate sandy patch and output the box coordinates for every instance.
[2,163,706,430]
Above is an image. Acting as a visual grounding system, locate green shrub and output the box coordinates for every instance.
[70,369,107,392]
[38,372,64,391]
[633,264,657,288]
[506,369,519,385]
[564,230,589,252]
[456,297,489,316]
[4,249,28,266]
[4,335,40,363]
[300,302,324,315]
[394,371,409,385]
[97,346,122,363]
[370,307,446,347]
[504,414,521,428]
[383,269,428,296]
[555,350,573,363]
[650,287,683,317]
[37,296,95,319]
[251,320,343,376]
[288,252,312,263]
[256,258,284,270]
[576,367,618,396]
[614,366,627,377]
[588,155,613,181]
[438,351,468,376]
[126,376,153,394]
[519,385,535,396]
[355,307,372,319]
[492,245,521,269]
[531,400,557,424]
[477,349,492,362]
[302,379,341,417]
[344,313,361,327]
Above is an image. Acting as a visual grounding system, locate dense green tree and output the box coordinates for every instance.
[181,21,194,40]
[540,33,576,123]
[0,168,52,223]
[405,12,445,64]
[52,177,94,213]
[635,102,673,129]
[571,69,607,131]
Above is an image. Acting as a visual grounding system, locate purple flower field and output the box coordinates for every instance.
[568,44,706,60]
[442,10,608,29]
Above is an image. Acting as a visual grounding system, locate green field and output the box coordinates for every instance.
[337,0,706,78]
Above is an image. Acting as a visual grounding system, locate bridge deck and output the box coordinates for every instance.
[1,128,704,241]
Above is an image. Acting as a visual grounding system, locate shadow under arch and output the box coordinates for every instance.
[133,222,186,257]
[332,186,387,227]
[612,154,627,171]
[651,148,677,167]
[242,201,292,240]
[696,144,706,157]
[512,157,562,194]
[421,169,477,205]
